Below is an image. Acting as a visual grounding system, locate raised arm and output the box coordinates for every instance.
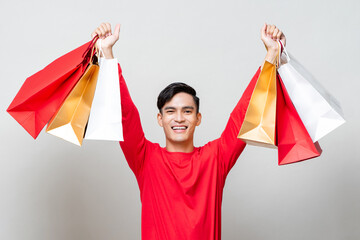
[218,23,286,176]
[118,67,149,178]
[92,23,148,177]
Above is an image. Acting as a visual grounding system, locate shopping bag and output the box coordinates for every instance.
[276,74,322,165]
[238,60,278,148]
[84,54,123,141]
[277,45,345,142]
[46,46,100,146]
[7,37,98,139]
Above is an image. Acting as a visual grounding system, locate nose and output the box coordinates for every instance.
[174,111,185,122]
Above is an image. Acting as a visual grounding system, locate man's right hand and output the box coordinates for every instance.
[91,23,121,59]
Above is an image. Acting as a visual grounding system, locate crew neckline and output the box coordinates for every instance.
[161,146,199,155]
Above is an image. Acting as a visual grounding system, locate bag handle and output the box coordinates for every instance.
[82,35,98,57]
[82,35,99,64]
[97,39,105,59]
[279,39,290,62]
[274,40,281,68]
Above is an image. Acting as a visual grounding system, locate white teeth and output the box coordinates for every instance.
[172,127,186,130]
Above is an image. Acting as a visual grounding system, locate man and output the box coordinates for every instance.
[91,23,286,240]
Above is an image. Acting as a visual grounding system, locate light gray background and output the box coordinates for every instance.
[1,0,359,239]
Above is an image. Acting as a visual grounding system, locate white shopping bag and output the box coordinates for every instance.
[85,52,123,141]
[277,45,345,142]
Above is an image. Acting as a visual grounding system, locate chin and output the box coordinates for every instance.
[170,137,188,143]
[167,133,189,143]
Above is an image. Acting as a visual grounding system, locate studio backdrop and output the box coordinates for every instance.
[0,0,359,239]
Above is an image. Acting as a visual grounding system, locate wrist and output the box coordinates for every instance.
[102,47,114,59]
[265,48,279,65]
[267,46,278,54]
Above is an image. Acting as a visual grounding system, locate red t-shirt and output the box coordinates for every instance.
[118,64,261,240]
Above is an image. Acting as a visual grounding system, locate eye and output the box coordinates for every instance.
[184,110,192,114]
[166,110,174,114]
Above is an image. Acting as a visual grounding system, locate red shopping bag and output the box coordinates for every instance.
[276,74,322,165]
[7,37,98,139]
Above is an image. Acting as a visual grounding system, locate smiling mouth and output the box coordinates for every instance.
[171,126,188,130]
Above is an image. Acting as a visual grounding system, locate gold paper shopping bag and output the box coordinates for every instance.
[46,56,100,146]
[237,60,277,148]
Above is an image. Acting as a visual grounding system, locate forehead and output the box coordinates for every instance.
[163,92,196,108]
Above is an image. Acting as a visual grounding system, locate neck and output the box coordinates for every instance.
[165,140,194,153]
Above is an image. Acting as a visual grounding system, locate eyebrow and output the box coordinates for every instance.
[164,106,194,111]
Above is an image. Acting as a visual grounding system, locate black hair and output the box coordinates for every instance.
[157,82,200,113]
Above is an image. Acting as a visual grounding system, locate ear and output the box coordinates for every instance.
[196,112,202,126]
[157,112,163,127]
